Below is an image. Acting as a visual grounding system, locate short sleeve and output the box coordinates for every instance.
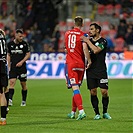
[26,42,30,52]
[95,39,107,50]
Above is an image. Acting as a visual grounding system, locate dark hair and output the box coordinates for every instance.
[120,19,126,24]
[90,23,101,33]
[74,16,83,27]
[16,29,23,34]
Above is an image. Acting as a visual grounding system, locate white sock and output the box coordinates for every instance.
[71,111,76,115]
[1,118,6,121]
[79,109,84,114]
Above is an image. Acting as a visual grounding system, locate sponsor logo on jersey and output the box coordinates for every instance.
[11,50,23,54]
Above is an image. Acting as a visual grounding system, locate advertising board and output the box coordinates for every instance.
[27,60,133,79]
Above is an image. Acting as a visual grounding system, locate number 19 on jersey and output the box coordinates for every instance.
[68,34,76,49]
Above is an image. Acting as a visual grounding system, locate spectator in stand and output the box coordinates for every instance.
[106,36,114,52]
[125,25,133,50]
[116,19,127,39]
[41,35,53,52]
[52,23,61,52]
[30,23,43,52]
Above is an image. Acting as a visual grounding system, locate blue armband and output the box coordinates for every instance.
[84,33,89,37]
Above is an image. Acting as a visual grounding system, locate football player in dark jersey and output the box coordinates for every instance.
[0,29,8,125]
[7,29,30,107]
[81,23,112,120]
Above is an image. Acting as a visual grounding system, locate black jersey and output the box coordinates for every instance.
[7,40,30,67]
[87,37,107,75]
[0,33,7,74]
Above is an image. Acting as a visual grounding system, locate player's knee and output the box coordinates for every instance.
[101,90,108,97]
[90,89,97,95]
[9,80,15,87]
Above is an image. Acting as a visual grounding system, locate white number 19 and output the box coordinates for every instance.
[68,34,76,48]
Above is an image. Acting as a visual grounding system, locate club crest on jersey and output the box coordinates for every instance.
[20,45,23,48]
[70,78,76,84]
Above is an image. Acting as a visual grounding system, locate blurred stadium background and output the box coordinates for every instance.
[0,0,133,79]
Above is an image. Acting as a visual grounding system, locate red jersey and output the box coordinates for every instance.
[65,28,85,65]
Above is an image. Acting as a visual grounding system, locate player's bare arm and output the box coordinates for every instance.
[83,42,91,69]
[16,52,30,67]
[7,53,11,71]
[81,36,102,54]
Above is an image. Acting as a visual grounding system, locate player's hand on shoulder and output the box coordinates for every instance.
[81,35,89,43]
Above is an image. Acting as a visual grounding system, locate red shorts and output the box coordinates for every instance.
[65,63,85,86]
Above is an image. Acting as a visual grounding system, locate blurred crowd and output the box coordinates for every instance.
[95,0,133,52]
[0,0,133,53]
[0,0,61,52]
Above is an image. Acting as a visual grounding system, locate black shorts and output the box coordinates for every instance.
[0,73,8,89]
[9,66,27,81]
[86,71,108,90]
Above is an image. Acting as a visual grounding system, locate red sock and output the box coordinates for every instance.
[72,96,77,112]
[73,94,83,110]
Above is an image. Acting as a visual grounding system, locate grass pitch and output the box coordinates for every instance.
[0,79,132,133]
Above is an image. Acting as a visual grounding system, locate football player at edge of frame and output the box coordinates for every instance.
[64,16,92,120]
[0,29,8,125]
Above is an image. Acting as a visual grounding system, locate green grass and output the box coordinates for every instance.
[1,79,133,133]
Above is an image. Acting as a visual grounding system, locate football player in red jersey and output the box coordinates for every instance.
[64,16,91,120]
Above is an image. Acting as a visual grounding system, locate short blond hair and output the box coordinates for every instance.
[74,16,83,27]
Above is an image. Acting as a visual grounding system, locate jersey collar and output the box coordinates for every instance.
[73,27,81,31]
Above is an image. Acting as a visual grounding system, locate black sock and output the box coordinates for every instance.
[91,95,100,115]
[1,106,7,118]
[102,96,109,114]
[9,88,14,100]
[22,90,27,101]
[5,91,9,107]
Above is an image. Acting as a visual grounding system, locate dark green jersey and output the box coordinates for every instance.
[87,37,107,74]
